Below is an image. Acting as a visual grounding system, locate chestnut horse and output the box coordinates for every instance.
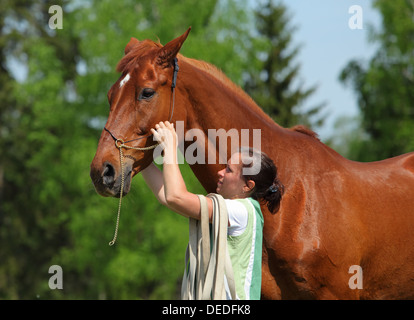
[90,28,414,299]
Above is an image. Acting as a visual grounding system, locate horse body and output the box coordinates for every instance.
[263,149,414,299]
[90,29,414,299]
[170,55,414,299]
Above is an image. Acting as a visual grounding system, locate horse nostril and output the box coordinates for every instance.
[102,162,115,187]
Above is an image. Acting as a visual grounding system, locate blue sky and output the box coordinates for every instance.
[272,0,381,140]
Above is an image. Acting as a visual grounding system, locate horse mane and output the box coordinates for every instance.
[116,39,162,73]
[181,56,260,108]
[116,39,320,142]
[115,39,257,110]
[181,58,320,141]
[290,125,320,140]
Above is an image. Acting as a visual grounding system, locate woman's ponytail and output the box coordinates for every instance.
[239,147,284,214]
[262,180,284,213]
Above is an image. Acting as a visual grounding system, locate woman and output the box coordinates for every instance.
[141,121,283,299]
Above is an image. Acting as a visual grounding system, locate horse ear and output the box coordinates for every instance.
[125,37,140,55]
[157,27,191,68]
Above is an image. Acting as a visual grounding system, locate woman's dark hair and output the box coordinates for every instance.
[239,147,284,213]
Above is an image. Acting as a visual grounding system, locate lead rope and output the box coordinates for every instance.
[108,140,160,246]
[107,58,179,246]
[181,194,236,300]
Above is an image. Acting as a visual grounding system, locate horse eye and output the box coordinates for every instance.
[139,88,155,100]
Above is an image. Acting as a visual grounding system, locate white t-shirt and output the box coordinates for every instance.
[225,199,249,236]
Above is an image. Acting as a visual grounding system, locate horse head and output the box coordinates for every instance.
[90,28,191,197]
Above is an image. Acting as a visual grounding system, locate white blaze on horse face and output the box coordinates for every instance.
[119,73,130,88]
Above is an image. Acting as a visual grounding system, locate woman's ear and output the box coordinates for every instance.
[244,180,255,194]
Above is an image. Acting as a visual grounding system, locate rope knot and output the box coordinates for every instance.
[115,139,124,149]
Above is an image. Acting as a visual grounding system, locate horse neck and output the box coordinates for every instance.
[179,59,279,132]
[176,59,292,191]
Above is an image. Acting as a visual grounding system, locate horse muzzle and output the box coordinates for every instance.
[90,161,132,198]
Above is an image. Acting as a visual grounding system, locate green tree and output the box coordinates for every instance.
[0,0,261,299]
[244,0,325,129]
[0,0,83,299]
[340,0,414,161]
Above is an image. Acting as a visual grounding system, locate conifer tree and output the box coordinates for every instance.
[244,0,325,129]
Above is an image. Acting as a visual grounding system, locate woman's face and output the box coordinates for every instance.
[216,152,248,199]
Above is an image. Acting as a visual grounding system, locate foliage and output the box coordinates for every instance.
[339,0,414,161]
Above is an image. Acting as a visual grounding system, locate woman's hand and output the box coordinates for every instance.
[147,121,214,221]
[151,121,177,163]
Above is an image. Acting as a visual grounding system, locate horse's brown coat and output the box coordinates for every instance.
[90,29,414,299]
